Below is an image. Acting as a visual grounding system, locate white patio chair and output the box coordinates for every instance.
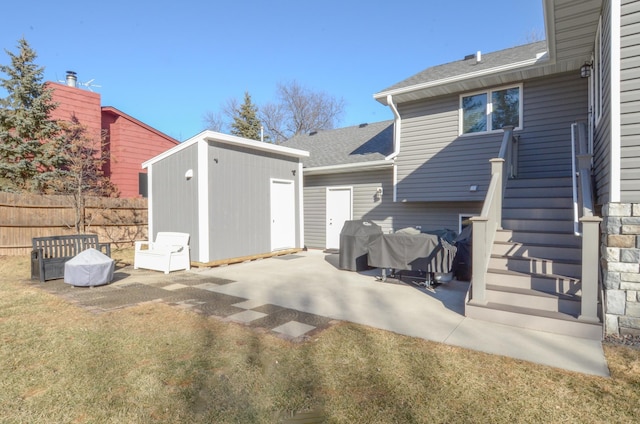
[134,232,190,274]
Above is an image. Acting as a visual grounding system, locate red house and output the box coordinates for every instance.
[48,72,179,198]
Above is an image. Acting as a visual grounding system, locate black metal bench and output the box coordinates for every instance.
[31,234,111,282]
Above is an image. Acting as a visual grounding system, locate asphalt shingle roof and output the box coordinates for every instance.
[281,120,394,168]
[377,41,547,94]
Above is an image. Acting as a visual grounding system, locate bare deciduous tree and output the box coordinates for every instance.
[522,28,545,44]
[203,97,243,134]
[202,81,345,144]
[261,81,345,143]
[50,114,117,233]
[202,110,225,132]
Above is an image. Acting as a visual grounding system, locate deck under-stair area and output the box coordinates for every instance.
[465,177,602,340]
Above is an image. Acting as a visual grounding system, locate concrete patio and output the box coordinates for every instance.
[195,250,609,377]
[35,249,610,377]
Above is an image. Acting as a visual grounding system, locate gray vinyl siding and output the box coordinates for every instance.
[621,0,640,202]
[207,141,300,261]
[395,72,587,202]
[150,143,200,258]
[396,95,489,202]
[518,74,588,178]
[595,0,614,206]
[302,169,480,249]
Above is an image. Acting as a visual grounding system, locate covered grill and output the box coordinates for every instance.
[367,227,458,288]
[338,220,383,271]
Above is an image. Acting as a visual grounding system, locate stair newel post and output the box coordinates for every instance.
[579,216,602,323]
[491,158,506,229]
[470,216,488,305]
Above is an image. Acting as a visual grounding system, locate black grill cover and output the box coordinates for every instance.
[452,225,472,281]
[367,232,440,271]
[339,220,383,271]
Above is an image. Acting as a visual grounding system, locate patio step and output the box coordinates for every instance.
[504,185,573,198]
[465,177,602,338]
[488,254,581,278]
[486,268,581,295]
[502,218,574,233]
[465,301,602,340]
[502,196,572,209]
[485,284,581,315]
[491,241,581,262]
[504,176,572,188]
[495,229,580,247]
[503,207,574,221]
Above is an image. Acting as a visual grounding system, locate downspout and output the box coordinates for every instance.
[384,94,401,202]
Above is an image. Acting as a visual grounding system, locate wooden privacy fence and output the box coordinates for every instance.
[0,192,148,256]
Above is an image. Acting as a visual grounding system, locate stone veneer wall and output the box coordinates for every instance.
[602,203,640,336]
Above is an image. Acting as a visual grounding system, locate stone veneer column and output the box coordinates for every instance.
[602,203,640,336]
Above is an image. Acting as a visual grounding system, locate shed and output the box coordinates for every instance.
[142,131,309,264]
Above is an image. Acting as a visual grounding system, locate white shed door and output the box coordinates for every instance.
[271,179,296,251]
[325,187,352,250]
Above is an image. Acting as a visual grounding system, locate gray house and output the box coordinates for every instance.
[284,121,479,250]
[289,0,640,340]
[142,130,308,264]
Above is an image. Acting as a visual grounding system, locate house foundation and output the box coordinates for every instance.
[602,203,640,336]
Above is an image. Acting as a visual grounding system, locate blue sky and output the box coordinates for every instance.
[1,0,544,141]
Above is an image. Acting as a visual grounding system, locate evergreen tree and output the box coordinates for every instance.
[0,38,62,192]
[230,91,265,141]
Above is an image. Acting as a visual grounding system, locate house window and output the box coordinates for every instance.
[459,214,473,234]
[460,84,522,134]
[139,172,148,198]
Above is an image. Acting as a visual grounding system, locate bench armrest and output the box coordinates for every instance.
[135,240,151,251]
[98,242,111,257]
[31,248,42,260]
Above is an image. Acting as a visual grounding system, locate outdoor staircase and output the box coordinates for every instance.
[465,176,603,340]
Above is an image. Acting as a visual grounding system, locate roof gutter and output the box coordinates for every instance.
[374,55,550,102]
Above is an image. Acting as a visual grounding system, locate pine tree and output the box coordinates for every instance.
[230,91,265,141]
[0,38,62,192]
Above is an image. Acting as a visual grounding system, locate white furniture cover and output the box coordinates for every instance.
[64,248,115,287]
[134,232,190,274]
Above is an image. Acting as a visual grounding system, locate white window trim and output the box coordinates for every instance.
[458,213,474,234]
[458,83,524,136]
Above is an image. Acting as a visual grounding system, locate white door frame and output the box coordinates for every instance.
[270,178,296,251]
[325,186,353,250]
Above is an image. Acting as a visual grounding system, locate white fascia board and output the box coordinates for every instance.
[297,161,304,249]
[373,55,550,104]
[146,165,153,238]
[303,160,393,175]
[197,139,210,262]
[202,131,309,158]
[143,130,309,169]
